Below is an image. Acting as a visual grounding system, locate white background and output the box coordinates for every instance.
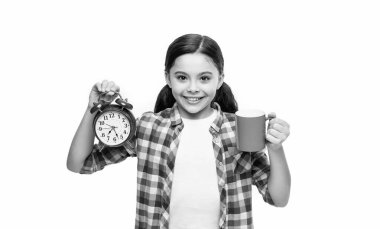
[1,0,379,228]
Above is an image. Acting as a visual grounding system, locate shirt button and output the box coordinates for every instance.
[213,138,220,144]
[219,162,223,167]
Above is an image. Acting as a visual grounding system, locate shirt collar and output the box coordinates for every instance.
[170,103,183,127]
[170,102,224,133]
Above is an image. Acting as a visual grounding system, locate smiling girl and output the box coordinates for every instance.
[67,34,291,229]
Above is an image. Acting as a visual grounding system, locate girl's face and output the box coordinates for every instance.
[166,53,224,119]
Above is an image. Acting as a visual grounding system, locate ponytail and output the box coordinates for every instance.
[154,82,238,114]
[212,82,238,113]
[154,85,176,113]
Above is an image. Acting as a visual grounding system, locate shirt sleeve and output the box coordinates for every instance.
[80,134,137,174]
[251,150,275,205]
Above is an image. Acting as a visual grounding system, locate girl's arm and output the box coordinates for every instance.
[267,145,291,207]
[265,114,291,207]
[67,80,120,173]
[66,107,97,173]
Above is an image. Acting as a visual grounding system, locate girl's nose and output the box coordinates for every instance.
[187,86,199,93]
[187,81,199,93]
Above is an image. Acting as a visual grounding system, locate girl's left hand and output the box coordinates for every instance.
[266,112,290,150]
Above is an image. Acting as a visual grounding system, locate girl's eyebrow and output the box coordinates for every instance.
[174,71,213,76]
[174,71,189,75]
[199,71,213,75]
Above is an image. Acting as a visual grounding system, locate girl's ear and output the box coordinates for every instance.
[217,73,225,89]
[165,71,172,88]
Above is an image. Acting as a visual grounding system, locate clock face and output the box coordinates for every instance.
[94,110,131,146]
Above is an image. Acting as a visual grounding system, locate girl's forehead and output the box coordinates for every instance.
[171,53,217,72]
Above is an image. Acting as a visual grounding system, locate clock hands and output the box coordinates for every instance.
[112,128,119,138]
[104,123,119,138]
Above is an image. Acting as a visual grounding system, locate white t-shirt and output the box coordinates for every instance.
[169,109,220,229]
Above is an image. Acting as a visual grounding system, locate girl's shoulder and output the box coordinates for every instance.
[222,111,236,119]
[141,107,172,119]
[221,111,237,124]
[137,108,172,126]
[213,111,237,133]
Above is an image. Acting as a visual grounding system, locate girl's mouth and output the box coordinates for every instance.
[183,96,204,104]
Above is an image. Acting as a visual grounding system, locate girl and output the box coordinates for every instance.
[67,34,291,229]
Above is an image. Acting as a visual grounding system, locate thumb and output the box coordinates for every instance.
[266,112,276,121]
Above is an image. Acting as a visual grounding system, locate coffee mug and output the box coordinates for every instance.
[235,109,267,152]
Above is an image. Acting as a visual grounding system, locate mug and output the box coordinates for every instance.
[235,109,267,152]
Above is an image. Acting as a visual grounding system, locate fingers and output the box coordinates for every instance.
[112,84,120,94]
[100,80,115,95]
[90,80,122,103]
[266,128,287,144]
[266,132,283,145]
[266,114,290,145]
[270,123,288,134]
[97,80,120,96]
[268,117,290,129]
[95,82,102,92]
[269,122,290,135]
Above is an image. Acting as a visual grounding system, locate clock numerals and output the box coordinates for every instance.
[96,111,132,146]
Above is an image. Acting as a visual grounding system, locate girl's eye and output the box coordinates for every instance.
[200,76,210,81]
[176,75,187,81]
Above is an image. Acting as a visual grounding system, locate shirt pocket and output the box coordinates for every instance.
[226,147,252,175]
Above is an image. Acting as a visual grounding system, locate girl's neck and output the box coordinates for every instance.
[181,109,217,123]
[179,106,216,120]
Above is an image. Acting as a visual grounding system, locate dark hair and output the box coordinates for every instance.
[154,34,238,113]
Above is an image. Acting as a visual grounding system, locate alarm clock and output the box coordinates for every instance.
[90,91,136,151]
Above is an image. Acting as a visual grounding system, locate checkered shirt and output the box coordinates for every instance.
[80,102,275,229]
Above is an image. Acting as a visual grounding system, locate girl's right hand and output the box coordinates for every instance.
[88,80,121,109]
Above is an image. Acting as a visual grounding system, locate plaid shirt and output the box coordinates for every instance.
[80,102,275,229]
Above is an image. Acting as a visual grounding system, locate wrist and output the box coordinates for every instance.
[267,143,284,153]
[86,106,92,113]
[85,106,97,118]
[267,144,287,165]
[87,102,94,111]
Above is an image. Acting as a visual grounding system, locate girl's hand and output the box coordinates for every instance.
[88,80,121,109]
[266,112,290,150]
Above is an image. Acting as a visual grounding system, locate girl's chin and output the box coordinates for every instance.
[178,101,213,118]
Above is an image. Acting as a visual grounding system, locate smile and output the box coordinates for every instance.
[183,96,204,103]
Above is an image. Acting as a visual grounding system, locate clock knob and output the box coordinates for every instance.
[115,98,133,110]
[90,102,102,114]
[90,100,111,114]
